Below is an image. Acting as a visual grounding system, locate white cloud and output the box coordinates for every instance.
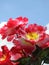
[45,23,49,34]
[0,22,14,51]
[46,23,49,29]
[42,24,49,65]
[43,24,49,65]
[0,22,7,28]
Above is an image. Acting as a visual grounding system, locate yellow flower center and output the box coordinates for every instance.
[0,55,6,61]
[26,32,39,40]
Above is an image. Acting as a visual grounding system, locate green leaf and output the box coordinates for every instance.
[44,53,49,64]
[39,48,49,59]
[12,47,49,65]
[31,58,42,65]
[44,58,49,64]
[33,45,42,56]
[32,46,49,65]
[12,57,31,65]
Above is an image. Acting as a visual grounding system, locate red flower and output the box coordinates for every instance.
[10,45,26,64]
[7,17,28,28]
[11,24,49,55]
[0,17,28,40]
[25,24,46,33]
[41,41,49,49]
[12,39,36,56]
[0,45,20,65]
[12,24,49,55]
[0,45,14,65]
[1,17,49,65]
[24,24,49,49]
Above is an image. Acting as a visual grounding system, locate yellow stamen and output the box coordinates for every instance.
[0,55,6,61]
[26,32,39,40]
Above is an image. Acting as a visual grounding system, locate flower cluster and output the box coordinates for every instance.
[0,17,49,65]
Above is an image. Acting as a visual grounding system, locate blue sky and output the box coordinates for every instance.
[0,0,49,26]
